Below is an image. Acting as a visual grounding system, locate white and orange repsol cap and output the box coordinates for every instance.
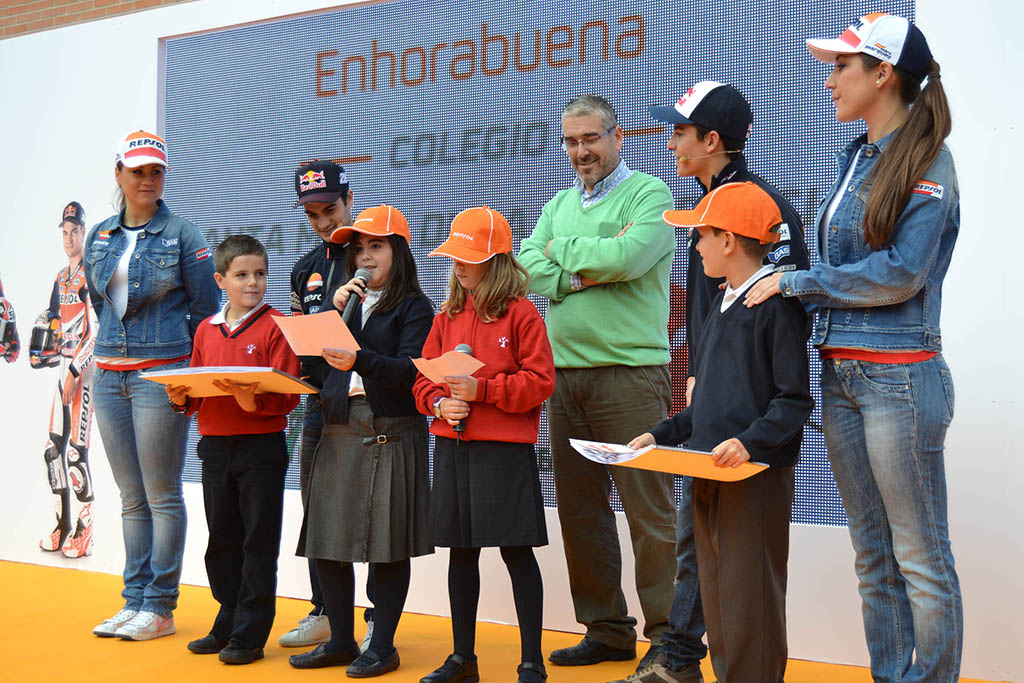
[430,206,512,264]
[115,131,168,168]
[330,204,411,245]
[806,13,932,80]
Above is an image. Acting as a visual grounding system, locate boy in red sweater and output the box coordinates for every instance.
[166,235,300,665]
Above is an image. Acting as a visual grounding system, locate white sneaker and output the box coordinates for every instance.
[93,608,138,637]
[115,611,175,641]
[278,613,330,647]
[360,618,374,653]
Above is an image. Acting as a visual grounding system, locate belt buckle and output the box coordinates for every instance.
[375,434,387,444]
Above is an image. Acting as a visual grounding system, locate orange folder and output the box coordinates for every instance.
[141,366,318,397]
[569,438,768,482]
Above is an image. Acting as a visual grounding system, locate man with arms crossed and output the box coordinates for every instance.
[519,95,677,673]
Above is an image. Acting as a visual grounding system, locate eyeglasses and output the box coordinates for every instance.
[560,126,616,152]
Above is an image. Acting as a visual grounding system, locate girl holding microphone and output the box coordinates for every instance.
[290,204,434,677]
[414,207,555,683]
[745,14,962,682]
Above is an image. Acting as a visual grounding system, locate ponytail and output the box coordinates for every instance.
[861,57,951,249]
[112,161,126,213]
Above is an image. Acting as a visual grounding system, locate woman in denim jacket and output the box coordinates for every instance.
[746,15,962,683]
[85,131,220,641]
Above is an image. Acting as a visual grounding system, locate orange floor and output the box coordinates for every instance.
[0,561,996,682]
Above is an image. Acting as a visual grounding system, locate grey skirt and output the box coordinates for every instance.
[297,398,433,563]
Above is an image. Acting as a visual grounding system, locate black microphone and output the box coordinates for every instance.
[452,343,472,435]
[341,268,372,325]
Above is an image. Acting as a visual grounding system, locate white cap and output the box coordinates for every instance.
[115,131,168,168]
[806,13,932,80]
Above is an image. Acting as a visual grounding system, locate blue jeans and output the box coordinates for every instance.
[659,475,707,669]
[93,362,190,616]
[822,356,962,683]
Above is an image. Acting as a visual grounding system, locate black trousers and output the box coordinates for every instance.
[692,465,794,683]
[198,432,288,648]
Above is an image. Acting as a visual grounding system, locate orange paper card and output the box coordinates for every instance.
[412,350,485,385]
[273,311,360,356]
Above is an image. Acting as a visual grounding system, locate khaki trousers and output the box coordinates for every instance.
[549,365,677,649]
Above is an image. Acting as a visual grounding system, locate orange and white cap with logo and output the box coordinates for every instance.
[663,182,782,244]
[806,13,932,80]
[430,206,512,264]
[115,130,168,168]
[331,204,411,245]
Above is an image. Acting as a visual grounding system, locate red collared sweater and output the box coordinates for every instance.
[413,296,555,444]
[188,303,301,435]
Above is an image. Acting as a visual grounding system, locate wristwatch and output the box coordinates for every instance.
[433,396,445,418]
[570,273,583,291]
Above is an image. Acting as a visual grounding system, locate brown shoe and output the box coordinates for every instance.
[607,653,703,683]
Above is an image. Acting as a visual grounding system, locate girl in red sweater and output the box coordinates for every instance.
[413,207,555,683]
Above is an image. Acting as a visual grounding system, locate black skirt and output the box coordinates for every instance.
[430,436,548,548]
[297,398,433,563]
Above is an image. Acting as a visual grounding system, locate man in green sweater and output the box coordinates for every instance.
[519,94,678,673]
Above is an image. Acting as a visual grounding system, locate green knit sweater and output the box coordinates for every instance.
[519,171,675,368]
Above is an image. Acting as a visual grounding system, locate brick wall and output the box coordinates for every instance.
[1,0,198,40]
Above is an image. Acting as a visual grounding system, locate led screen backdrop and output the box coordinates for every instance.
[164,0,914,527]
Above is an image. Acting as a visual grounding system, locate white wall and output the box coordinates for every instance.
[1,1,1020,680]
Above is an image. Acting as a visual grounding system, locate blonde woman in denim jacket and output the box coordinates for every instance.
[85,132,219,642]
[745,15,962,683]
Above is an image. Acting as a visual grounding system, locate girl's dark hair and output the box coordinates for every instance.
[860,54,951,249]
[345,233,423,314]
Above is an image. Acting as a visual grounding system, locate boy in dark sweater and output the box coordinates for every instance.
[166,235,300,665]
[628,182,813,683]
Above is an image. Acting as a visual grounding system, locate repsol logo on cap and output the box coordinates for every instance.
[128,138,166,152]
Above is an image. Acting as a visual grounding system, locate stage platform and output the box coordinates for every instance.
[1,561,995,682]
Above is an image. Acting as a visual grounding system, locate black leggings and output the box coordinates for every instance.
[448,546,543,664]
[315,558,410,656]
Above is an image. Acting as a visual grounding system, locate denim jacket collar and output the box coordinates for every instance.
[840,129,897,162]
[114,199,172,235]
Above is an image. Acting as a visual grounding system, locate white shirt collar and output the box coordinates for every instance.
[210,301,265,332]
[721,265,775,313]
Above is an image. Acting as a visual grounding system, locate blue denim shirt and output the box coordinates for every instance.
[779,132,960,352]
[84,200,220,359]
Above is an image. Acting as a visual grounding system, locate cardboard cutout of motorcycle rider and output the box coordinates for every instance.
[32,201,97,558]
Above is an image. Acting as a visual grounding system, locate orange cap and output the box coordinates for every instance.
[329,204,411,245]
[429,206,512,263]
[327,226,354,244]
[663,182,782,244]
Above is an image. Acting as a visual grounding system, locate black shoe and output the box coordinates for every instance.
[517,661,548,682]
[635,645,661,672]
[420,653,480,683]
[218,640,264,665]
[187,633,228,655]
[548,636,636,666]
[290,641,362,669]
[346,648,400,677]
